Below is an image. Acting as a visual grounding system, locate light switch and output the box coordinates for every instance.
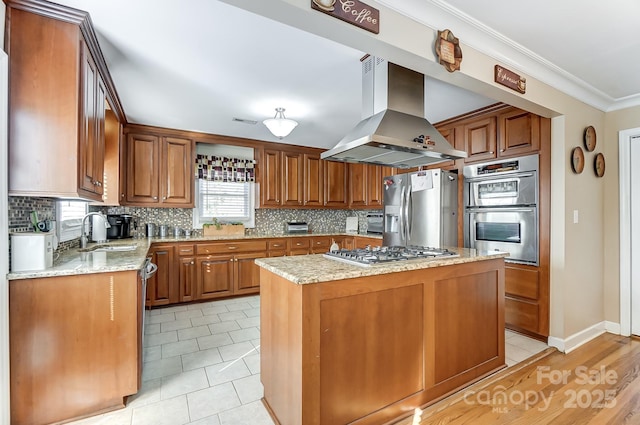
[573,210,579,224]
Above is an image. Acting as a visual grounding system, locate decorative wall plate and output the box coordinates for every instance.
[571,146,584,174]
[435,29,462,72]
[594,153,605,177]
[584,126,596,152]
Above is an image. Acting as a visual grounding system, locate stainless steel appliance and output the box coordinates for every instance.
[463,154,539,265]
[285,222,309,234]
[323,245,458,267]
[321,56,466,168]
[366,213,383,235]
[383,169,458,248]
[106,214,133,239]
[139,257,157,346]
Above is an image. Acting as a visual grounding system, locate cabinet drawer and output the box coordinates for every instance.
[505,266,539,300]
[196,240,267,255]
[177,244,194,256]
[267,240,287,250]
[289,238,310,249]
[311,237,331,248]
[505,297,539,332]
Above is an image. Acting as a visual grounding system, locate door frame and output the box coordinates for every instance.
[619,127,640,336]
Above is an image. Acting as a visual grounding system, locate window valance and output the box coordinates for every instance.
[195,154,256,182]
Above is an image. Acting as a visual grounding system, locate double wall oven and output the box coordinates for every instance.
[463,154,539,265]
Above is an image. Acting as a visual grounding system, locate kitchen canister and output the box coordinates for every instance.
[145,223,156,238]
[159,224,169,237]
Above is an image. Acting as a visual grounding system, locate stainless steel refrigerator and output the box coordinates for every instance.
[382,169,458,248]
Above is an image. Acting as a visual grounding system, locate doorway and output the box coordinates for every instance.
[619,129,640,336]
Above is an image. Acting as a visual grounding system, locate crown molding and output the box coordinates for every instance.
[376,0,636,112]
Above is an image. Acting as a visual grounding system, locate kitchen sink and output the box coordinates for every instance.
[79,244,138,252]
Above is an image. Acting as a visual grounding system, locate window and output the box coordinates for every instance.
[193,180,255,228]
[56,200,88,242]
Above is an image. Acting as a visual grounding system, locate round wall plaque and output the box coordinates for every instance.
[571,147,584,174]
[594,153,605,177]
[584,126,596,152]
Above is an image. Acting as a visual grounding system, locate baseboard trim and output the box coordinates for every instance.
[605,321,621,334]
[547,322,608,353]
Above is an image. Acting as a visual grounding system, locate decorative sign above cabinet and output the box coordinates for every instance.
[495,65,526,94]
[311,0,379,34]
[435,29,462,72]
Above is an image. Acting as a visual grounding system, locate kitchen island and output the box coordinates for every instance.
[255,248,507,425]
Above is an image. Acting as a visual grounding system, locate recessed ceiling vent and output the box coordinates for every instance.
[232,117,258,125]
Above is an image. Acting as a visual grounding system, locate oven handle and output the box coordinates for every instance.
[466,207,535,213]
[466,172,536,183]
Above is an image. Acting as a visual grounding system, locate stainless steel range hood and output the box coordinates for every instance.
[321,56,467,168]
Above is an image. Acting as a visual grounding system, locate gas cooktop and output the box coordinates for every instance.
[323,245,459,267]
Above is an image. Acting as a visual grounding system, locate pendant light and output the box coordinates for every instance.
[263,107,298,139]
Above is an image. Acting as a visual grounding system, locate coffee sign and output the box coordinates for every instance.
[311,0,380,34]
[494,65,526,94]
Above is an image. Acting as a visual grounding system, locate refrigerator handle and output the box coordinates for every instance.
[407,187,413,239]
[400,188,406,243]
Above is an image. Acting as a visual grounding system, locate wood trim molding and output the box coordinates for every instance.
[434,102,510,128]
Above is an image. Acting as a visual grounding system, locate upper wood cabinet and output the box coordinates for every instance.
[498,109,540,157]
[261,149,282,207]
[324,161,348,208]
[282,152,304,207]
[123,129,194,207]
[303,153,324,207]
[6,3,124,200]
[463,116,497,163]
[348,164,392,209]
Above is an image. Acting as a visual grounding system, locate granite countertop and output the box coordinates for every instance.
[7,232,382,280]
[254,248,509,285]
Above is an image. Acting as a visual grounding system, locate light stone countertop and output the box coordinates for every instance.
[6,232,382,280]
[254,248,509,285]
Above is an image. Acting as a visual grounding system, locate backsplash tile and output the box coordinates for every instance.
[91,206,194,237]
[8,196,55,233]
[251,209,377,235]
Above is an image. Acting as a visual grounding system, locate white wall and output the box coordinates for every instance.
[1,30,10,425]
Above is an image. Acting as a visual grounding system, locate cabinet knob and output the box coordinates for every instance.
[228,246,237,250]
[500,149,505,152]
[190,261,194,265]
[153,196,158,200]
[121,193,125,199]
[163,196,167,200]
[489,151,494,154]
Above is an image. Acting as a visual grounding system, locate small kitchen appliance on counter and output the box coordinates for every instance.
[285,221,309,234]
[323,245,458,267]
[345,217,358,234]
[106,214,133,239]
[366,213,383,235]
[11,232,55,272]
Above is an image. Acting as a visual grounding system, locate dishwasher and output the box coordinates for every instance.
[140,257,158,347]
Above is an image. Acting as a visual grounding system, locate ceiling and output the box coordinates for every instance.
[51,0,640,150]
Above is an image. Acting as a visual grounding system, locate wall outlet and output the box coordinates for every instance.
[573,210,579,224]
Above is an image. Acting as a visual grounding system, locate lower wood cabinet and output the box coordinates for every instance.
[504,264,548,338]
[146,244,177,307]
[10,271,140,425]
[196,255,234,299]
[147,235,381,307]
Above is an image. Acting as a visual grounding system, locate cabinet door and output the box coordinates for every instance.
[94,77,106,197]
[303,153,324,207]
[464,117,497,163]
[282,152,304,206]
[161,136,193,206]
[235,252,266,294]
[429,127,457,169]
[367,165,393,207]
[348,163,368,208]
[178,257,196,303]
[196,256,233,299]
[261,149,281,206]
[147,245,176,306]
[126,133,160,204]
[498,110,540,157]
[324,161,348,207]
[310,236,331,254]
[79,42,100,195]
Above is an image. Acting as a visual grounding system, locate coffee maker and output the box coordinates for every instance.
[106,214,134,239]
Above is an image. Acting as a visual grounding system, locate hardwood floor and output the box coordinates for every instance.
[394,333,640,425]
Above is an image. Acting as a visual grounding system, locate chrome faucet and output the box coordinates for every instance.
[80,212,110,249]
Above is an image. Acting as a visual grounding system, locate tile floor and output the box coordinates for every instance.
[69,295,547,425]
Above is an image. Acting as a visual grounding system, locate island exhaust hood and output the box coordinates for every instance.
[321,56,467,168]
